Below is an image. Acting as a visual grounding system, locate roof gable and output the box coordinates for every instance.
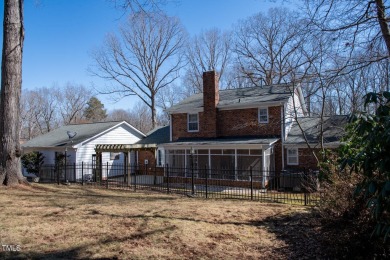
[135,125,170,145]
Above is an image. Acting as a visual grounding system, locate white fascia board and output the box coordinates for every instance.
[283,142,341,149]
[76,121,146,148]
[295,85,308,115]
[159,141,279,150]
[168,107,203,115]
[218,101,287,111]
[159,143,265,150]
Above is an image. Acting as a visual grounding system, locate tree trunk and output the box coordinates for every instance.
[376,0,390,57]
[0,0,27,186]
[151,92,156,129]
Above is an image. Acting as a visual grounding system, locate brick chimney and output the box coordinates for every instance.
[202,71,219,138]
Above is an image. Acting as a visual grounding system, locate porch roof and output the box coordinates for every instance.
[161,137,279,148]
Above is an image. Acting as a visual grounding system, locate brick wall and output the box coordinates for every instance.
[138,149,156,166]
[171,112,206,141]
[172,106,282,141]
[217,106,282,137]
[203,71,219,138]
[284,148,319,170]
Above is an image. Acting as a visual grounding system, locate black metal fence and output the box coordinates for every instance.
[29,163,320,206]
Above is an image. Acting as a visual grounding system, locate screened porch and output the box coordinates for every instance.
[162,141,276,185]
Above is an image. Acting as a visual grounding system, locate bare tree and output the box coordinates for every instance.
[109,0,166,13]
[184,28,232,92]
[304,0,390,72]
[127,102,154,133]
[234,7,308,86]
[156,83,185,120]
[56,83,93,125]
[107,108,132,122]
[91,12,186,128]
[107,102,154,133]
[36,87,60,133]
[0,0,27,185]
[20,88,59,140]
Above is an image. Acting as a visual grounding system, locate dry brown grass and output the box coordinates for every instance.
[0,184,312,259]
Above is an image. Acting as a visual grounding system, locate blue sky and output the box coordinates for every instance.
[0,0,289,111]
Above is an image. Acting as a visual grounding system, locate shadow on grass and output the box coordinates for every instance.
[0,225,177,260]
[84,209,389,259]
[16,186,179,202]
[252,211,389,259]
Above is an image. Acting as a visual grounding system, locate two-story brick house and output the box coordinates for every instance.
[158,70,340,180]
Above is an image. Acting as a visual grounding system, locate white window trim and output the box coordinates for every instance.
[157,148,165,166]
[258,107,269,123]
[187,113,199,132]
[286,147,299,165]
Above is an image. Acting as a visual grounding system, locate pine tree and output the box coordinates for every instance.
[84,97,107,122]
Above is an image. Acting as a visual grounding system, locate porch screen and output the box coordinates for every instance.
[186,149,208,178]
[237,149,262,180]
[210,149,235,179]
[166,150,186,177]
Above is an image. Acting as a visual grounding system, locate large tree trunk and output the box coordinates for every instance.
[376,0,390,57]
[0,0,27,186]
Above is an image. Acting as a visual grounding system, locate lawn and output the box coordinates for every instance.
[0,184,332,259]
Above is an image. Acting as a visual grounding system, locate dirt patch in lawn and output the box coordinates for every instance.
[0,184,386,259]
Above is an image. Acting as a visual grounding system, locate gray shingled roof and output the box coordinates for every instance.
[135,125,170,145]
[167,84,294,113]
[22,121,139,148]
[285,115,348,146]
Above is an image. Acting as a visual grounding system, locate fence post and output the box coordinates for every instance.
[124,162,127,184]
[191,160,195,195]
[106,162,109,189]
[250,166,253,200]
[57,164,60,185]
[134,163,137,192]
[81,162,84,186]
[304,168,308,206]
[205,164,208,199]
[73,162,76,183]
[153,163,157,185]
[166,164,170,194]
[65,160,67,183]
[127,163,131,187]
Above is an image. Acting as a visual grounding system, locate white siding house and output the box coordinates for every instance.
[22,121,145,181]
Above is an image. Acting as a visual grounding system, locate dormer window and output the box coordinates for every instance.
[188,113,199,132]
[258,108,268,123]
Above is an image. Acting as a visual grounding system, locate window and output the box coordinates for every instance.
[188,113,199,132]
[258,108,268,123]
[287,148,298,165]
